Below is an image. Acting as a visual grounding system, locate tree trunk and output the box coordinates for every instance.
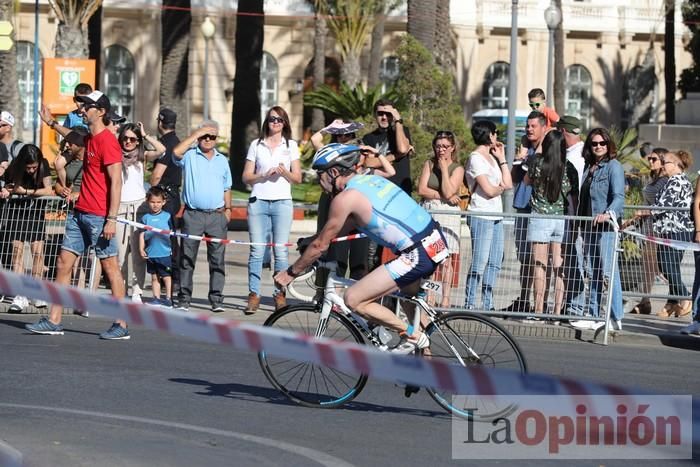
[340,50,361,88]
[434,0,451,69]
[55,22,89,58]
[88,6,103,87]
[160,0,191,138]
[664,0,675,124]
[553,0,566,114]
[230,0,264,190]
[407,0,437,54]
[367,9,386,88]
[311,11,327,132]
[0,1,21,135]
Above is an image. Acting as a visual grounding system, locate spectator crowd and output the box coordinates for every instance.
[1,83,699,339]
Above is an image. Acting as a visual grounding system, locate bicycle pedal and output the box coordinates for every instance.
[404,385,420,398]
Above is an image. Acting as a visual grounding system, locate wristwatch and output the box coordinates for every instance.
[394,118,403,125]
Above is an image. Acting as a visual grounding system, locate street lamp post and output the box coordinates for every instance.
[201,17,216,121]
[544,2,562,107]
[504,0,519,212]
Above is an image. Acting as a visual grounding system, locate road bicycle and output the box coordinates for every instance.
[258,260,527,420]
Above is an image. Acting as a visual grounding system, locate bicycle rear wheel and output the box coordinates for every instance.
[258,304,368,408]
[424,312,527,421]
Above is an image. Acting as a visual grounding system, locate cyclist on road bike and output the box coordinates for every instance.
[274,143,449,354]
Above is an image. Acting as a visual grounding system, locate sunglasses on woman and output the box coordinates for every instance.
[268,116,285,124]
[121,136,139,144]
[590,141,608,148]
[199,134,218,141]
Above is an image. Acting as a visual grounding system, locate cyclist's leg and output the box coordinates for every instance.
[343,266,406,333]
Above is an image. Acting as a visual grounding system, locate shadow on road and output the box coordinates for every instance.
[170,377,449,419]
[0,318,100,336]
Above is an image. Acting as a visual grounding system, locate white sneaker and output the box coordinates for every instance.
[33,299,48,308]
[9,296,29,313]
[131,293,142,304]
[391,332,430,355]
[569,320,593,330]
[611,320,622,331]
[680,322,700,335]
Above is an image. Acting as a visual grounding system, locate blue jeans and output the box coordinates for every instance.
[563,222,587,316]
[657,232,692,302]
[583,228,623,321]
[248,199,293,295]
[62,210,118,259]
[692,250,700,322]
[465,216,504,310]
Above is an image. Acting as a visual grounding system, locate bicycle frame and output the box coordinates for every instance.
[310,260,477,365]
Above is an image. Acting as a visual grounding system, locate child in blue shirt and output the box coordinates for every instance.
[139,186,174,307]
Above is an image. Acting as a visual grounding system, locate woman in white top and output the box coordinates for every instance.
[115,121,166,302]
[464,120,512,311]
[242,106,302,313]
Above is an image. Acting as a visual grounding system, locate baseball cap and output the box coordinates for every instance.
[64,129,87,147]
[75,90,111,111]
[157,108,177,125]
[557,115,582,135]
[0,111,15,127]
[323,120,364,136]
[108,110,126,124]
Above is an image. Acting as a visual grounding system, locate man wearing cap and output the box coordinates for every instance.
[0,111,25,178]
[150,108,182,293]
[29,91,131,339]
[557,115,587,318]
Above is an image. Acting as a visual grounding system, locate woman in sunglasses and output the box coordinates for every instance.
[623,148,669,314]
[571,128,624,331]
[651,150,694,318]
[115,121,166,303]
[242,106,302,314]
[417,130,464,307]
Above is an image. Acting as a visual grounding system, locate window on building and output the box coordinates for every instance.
[481,62,509,109]
[103,45,135,119]
[260,52,278,122]
[623,65,658,128]
[379,56,400,92]
[564,64,592,129]
[16,41,42,130]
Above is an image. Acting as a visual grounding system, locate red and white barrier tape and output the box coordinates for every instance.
[622,229,700,252]
[0,267,687,403]
[116,217,366,247]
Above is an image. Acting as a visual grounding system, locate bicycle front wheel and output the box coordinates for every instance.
[258,304,368,408]
[424,312,527,421]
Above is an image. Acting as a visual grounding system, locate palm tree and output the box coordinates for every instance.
[47,0,103,57]
[433,0,451,69]
[367,0,404,87]
[160,0,191,137]
[318,0,378,88]
[311,2,327,131]
[0,0,21,132]
[230,0,264,189]
[665,0,675,123]
[407,0,437,54]
[553,0,565,113]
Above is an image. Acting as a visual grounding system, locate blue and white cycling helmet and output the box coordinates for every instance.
[312,143,362,172]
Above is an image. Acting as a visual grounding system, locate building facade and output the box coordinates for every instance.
[10,0,692,143]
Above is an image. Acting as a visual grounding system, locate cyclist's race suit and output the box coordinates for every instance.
[344,173,449,287]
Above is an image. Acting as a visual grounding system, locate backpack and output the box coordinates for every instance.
[2,140,23,162]
[458,182,471,211]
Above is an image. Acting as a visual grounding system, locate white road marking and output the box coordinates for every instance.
[0,403,355,467]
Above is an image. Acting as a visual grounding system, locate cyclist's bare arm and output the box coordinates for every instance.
[276,190,366,286]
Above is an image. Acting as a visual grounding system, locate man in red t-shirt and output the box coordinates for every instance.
[28,91,131,339]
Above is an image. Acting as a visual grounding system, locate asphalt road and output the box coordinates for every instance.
[0,313,698,467]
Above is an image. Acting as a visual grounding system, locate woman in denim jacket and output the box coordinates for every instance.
[570,128,624,331]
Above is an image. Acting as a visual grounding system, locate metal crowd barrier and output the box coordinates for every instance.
[0,195,97,312]
[421,204,696,345]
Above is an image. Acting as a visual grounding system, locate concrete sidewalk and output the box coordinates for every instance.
[2,223,699,350]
